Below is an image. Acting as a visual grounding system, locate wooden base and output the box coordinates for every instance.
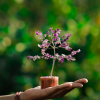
[40,76,59,89]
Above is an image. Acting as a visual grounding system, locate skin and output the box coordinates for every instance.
[20,78,88,100]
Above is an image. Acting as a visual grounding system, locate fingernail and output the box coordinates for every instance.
[83,78,88,83]
[86,79,88,83]
[84,79,88,83]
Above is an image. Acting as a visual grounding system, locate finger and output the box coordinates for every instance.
[72,82,83,88]
[61,83,83,96]
[62,82,83,96]
[45,82,72,97]
[49,79,88,98]
[49,82,83,98]
[43,79,88,99]
[50,78,88,98]
[74,78,88,84]
[67,78,88,92]
[59,83,83,98]
[66,82,83,93]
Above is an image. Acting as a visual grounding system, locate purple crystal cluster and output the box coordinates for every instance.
[27,27,80,63]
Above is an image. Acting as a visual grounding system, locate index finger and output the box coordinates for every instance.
[74,78,88,83]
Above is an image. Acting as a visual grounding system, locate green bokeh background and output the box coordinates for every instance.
[0,0,100,100]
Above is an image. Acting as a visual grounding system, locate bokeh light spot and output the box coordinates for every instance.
[0,42,6,52]
[68,88,80,98]
[3,37,12,46]
[85,87,94,96]
[24,83,33,90]
[15,43,26,52]
[15,0,24,3]
[18,21,25,29]
[67,19,77,33]
[58,70,66,82]
[22,57,34,73]
[62,5,71,14]
[90,26,99,37]
[96,16,100,26]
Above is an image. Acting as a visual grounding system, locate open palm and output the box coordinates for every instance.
[20,78,88,100]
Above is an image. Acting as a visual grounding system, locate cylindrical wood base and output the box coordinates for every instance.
[40,76,59,89]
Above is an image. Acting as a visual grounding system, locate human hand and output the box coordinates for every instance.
[20,78,88,100]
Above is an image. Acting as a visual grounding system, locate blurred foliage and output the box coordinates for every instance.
[0,0,100,100]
